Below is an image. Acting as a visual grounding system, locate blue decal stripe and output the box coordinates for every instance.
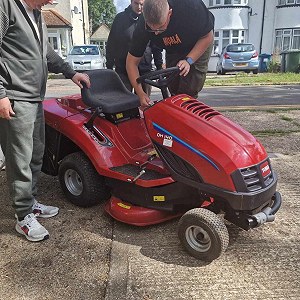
[153,122,219,171]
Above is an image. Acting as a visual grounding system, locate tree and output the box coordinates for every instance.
[88,0,117,33]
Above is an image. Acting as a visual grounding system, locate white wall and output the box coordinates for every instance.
[205,0,300,71]
[45,0,89,46]
[214,7,249,30]
[275,6,300,29]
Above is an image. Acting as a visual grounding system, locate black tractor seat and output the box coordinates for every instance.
[81,69,140,114]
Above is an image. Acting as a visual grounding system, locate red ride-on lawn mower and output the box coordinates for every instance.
[42,68,281,261]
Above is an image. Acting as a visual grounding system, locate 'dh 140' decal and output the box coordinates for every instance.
[153,122,219,171]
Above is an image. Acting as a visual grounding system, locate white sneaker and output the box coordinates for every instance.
[33,200,59,218]
[15,213,49,242]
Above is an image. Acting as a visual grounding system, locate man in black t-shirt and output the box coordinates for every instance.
[106,0,163,95]
[126,0,214,107]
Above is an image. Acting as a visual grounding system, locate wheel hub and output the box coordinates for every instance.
[185,225,211,252]
[64,169,83,196]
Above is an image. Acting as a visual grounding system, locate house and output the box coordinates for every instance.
[43,0,90,57]
[90,24,110,55]
[203,0,300,72]
[42,9,72,57]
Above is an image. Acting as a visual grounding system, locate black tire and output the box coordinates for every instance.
[178,208,229,261]
[58,152,110,207]
[253,69,258,74]
[221,68,226,75]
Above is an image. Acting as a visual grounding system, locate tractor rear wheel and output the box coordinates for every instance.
[178,208,229,261]
[58,152,110,207]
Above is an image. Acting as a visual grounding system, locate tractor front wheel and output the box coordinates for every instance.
[58,152,110,207]
[178,208,229,261]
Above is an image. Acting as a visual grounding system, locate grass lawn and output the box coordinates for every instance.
[205,72,300,86]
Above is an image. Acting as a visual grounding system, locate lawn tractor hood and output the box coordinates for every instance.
[144,95,269,192]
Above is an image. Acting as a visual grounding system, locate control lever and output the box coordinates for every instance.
[139,154,157,169]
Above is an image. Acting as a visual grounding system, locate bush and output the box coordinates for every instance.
[268,60,281,73]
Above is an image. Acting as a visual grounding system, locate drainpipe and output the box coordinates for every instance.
[259,0,267,54]
[81,0,86,44]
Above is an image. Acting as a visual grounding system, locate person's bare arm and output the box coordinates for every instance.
[177,30,214,76]
[126,53,150,108]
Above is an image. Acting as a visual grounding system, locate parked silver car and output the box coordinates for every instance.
[65,45,105,71]
[216,43,259,75]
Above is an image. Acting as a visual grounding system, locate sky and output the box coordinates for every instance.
[113,0,130,13]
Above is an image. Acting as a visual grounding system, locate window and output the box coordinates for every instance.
[214,31,220,54]
[292,30,300,49]
[222,30,230,48]
[214,29,246,54]
[232,30,239,43]
[48,37,58,50]
[278,0,300,4]
[283,30,292,51]
[275,30,283,52]
[275,28,300,51]
[208,0,247,5]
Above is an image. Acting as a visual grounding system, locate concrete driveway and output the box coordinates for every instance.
[0,82,299,299]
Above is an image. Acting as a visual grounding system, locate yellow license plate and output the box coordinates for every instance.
[234,63,248,67]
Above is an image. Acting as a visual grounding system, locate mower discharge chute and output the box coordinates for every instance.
[42,68,281,262]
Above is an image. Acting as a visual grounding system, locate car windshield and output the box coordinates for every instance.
[227,44,255,52]
[70,46,99,55]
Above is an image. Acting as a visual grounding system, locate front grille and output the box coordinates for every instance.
[74,61,90,65]
[240,166,262,191]
[154,142,202,183]
[232,159,274,192]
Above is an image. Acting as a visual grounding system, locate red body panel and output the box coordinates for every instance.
[43,96,173,187]
[144,95,268,191]
[44,94,268,192]
[104,196,213,226]
[43,92,278,227]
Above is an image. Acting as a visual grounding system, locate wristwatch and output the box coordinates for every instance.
[185,57,194,65]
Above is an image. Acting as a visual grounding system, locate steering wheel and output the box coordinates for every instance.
[136,67,180,99]
[137,66,180,88]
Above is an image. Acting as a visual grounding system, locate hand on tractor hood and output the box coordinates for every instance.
[71,73,91,89]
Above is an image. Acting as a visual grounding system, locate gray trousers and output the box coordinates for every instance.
[166,43,214,99]
[0,101,45,219]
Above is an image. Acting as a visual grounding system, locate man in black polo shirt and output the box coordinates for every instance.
[126,0,214,107]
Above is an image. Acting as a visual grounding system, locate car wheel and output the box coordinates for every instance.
[178,208,229,261]
[253,69,258,74]
[221,68,226,75]
[58,152,110,207]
